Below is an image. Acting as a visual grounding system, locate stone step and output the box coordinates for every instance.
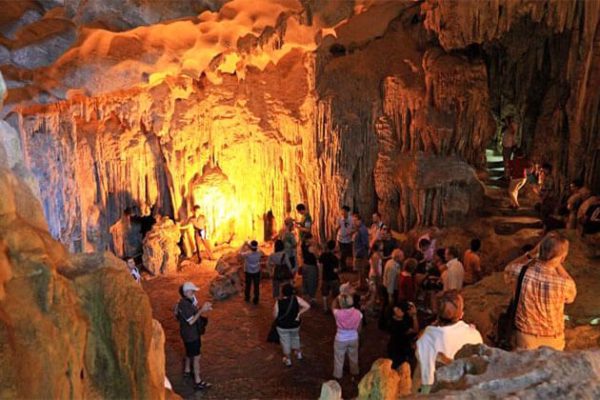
[486,160,504,169]
[494,220,543,235]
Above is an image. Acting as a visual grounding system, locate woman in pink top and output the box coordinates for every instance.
[332,294,363,379]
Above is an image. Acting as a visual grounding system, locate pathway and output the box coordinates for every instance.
[144,263,388,399]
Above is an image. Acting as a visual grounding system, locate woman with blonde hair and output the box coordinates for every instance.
[332,293,363,380]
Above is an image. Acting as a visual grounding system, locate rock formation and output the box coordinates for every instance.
[0,73,169,399]
[142,216,182,275]
[430,344,600,398]
[0,1,598,252]
[357,345,600,399]
[209,252,244,300]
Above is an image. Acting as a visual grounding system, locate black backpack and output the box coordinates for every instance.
[274,253,293,281]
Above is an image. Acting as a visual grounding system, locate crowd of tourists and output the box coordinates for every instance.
[170,201,576,394]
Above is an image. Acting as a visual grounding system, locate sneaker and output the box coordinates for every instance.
[295,351,303,360]
[283,356,292,367]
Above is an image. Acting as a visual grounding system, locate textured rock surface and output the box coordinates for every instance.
[209,254,243,300]
[0,73,170,399]
[422,0,600,193]
[1,1,599,251]
[142,217,182,275]
[429,344,600,398]
[357,358,411,400]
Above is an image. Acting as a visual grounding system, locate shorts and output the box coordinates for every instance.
[184,340,201,357]
[321,279,340,297]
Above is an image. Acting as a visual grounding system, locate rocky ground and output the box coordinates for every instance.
[143,259,389,400]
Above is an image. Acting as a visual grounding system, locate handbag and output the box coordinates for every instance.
[267,296,296,343]
[495,261,531,350]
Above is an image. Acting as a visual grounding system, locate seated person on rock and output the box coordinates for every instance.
[578,195,600,236]
[564,179,591,229]
[416,290,483,394]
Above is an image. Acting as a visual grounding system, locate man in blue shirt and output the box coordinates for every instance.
[240,240,264,304]
[352,213,370,288]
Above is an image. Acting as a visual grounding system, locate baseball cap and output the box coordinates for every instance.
[182,282,200,292]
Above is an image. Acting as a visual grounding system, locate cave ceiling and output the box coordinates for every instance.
[0,0,598,251]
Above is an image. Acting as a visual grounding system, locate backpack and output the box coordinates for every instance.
[274,253,293,281]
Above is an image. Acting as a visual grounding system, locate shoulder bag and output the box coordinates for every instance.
[267,296,297,343]
[495,261,531,350]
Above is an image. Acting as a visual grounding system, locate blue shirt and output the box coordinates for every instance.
[241,250,263,273]
[354,224,369,259]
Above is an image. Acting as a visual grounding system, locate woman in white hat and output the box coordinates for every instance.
[175,282,213,390]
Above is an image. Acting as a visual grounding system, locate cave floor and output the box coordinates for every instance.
[144,262,387,399]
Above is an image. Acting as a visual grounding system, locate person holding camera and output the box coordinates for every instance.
[175,282,213,390]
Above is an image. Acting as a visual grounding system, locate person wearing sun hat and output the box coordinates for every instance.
[175,281,213,390]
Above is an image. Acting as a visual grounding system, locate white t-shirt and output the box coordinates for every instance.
[444,258,464,291]
[337,215,353,243]
[416,321,483,385]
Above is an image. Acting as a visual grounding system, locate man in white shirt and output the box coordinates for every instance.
[416,290,482,393]
[336,205,354,272]
[443,246,464,291]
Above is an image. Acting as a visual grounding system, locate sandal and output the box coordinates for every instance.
[194,380,212,390]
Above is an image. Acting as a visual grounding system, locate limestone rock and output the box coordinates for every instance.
[209,274,239,300]
[357,358,409,400]
[142,217,182,275]
[428,344,600,398]
[319,380,342,400]
[0,121,167,398]
[209,254,243,300]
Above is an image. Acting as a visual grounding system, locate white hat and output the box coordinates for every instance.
[182,282,199,292]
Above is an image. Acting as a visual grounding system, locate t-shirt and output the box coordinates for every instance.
[302,243,317,265]
[177,297,200,343]
[443,258,464,291]
[274,296,310,329]
[416,321,483,385]
[333,308,363,342]
[241,250,263,274]
[319,251,340,281]
[130,267,141,283]
[370,222,386,244]
[388,316,415,360]
[281,231,297,258]
[299,213,312,241]
[337,215,353,243]
[397,272,416,302]
[508,157,531,179]
[382,238,399,259]
[463,250,481,285]
[354,224,370,259]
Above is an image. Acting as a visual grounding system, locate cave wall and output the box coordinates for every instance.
[2,0,599,250]
[0,70,168,400]
[13,49,320,252]
[423,0,600,194]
